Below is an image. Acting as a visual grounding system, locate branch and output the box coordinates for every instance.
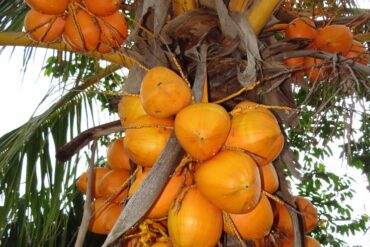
[56,120,123,162]
[277,50,370,75]
[0,32,134,67]
[75,140,97,247]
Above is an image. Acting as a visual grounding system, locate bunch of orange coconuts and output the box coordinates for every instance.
[75,66,321,246]
[284,17,369,83]
[23,0,128,53]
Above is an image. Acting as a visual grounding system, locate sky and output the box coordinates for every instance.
[0,1,369,246]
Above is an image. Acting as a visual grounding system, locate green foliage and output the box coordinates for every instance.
[43,53,99,86]
[0,0,27,32]
[287,84,369,246]
[341,113,370,186]
[0,51,119,246]
[0,93,88,246]
[92,72,125,114]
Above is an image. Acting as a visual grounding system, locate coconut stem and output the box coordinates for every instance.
[75,141,97,247]
[213,80,261,104]
[222,212,247,247]
[107,167,140,203]
[263,190,284,205]
[175,155,194,175]
[200,64,209,103]
[123,13,190,86]
[0,31,137,67]
[230,104,296,117]
[121,92,140,97]
[222,145,267,163]
[171,185,195,214]
[123,124,174,130]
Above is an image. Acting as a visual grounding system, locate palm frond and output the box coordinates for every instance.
[0,0,28,32]
[0,92,88,246]
[0,63,121,246]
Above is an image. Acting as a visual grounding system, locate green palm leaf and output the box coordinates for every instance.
[0,63,120,246]
[0,0,27,32]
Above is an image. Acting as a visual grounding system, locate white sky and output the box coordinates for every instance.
[0,1,369,245]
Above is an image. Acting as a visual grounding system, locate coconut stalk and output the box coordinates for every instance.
[278,49,370,75]
[74,141,97,247]
[201,0,281,34]
[244,0,282,34]
[0,32,134,68]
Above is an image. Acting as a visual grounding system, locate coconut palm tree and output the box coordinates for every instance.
[0,0,369,246]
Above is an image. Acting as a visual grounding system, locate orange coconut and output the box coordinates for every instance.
[76,167,110,197]
[233,101,276,117]
[25,0,68,15]
[62,10,100,51]
[168,187,223,247]
[224,194,273,239]
[175,103,231,161]
[140,67,192,118]
[124,115,173,167]
[152,241,171,247]
[24,9,66,43]
[284,57,306,77]
[107,137,130,170]
[281,236,321,247]
[284,57,305,68]
[314,25,353,55]
[129,170,190,218]
[259,163,279,194]
[117,95,147,128]
[305,57,326,83]
[274,202,291,234]
[346,40,368,65]
[97,11,128,52]
[285,17,317,39]
[98,43,114,54]
[274,196,318,235]
[296,196,319,233]
[99,169,130,203]
[195,150,261,214]
[89,198,115,234]
[84,0,120,16]
[104,203,124,232]
[225,107,284,166]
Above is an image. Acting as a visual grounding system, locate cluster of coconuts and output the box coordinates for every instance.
[284,17,369,83]
[23,0,128,53]
[76,137,172,246]
[94,66,319,246]
[76,137,131,235]
[75,65,322,245]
